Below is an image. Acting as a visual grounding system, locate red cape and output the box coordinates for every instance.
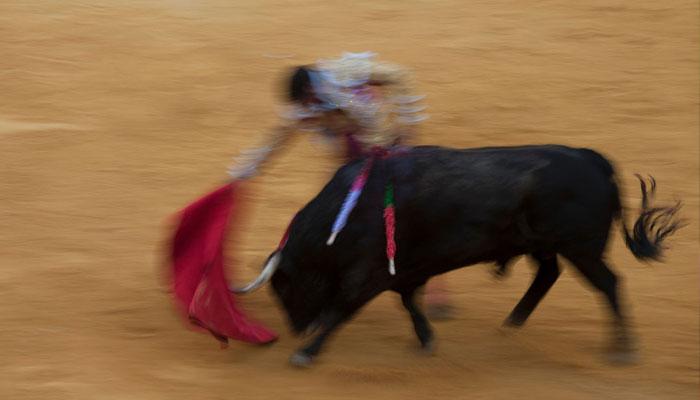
[168,182,278,347]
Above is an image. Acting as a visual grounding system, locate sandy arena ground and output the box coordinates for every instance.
[1,1,698,399]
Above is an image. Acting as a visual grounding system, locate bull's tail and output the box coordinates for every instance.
[616,175,684,261]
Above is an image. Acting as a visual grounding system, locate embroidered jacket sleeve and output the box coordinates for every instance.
[227,123,296,180]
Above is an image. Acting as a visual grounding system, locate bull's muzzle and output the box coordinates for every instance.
[230,251,280,294]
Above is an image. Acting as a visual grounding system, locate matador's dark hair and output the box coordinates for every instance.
[288,65,313,103]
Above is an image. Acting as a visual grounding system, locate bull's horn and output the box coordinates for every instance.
[230,252,281,294]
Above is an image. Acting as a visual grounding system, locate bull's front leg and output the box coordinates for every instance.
[401,287,435,352]
[289,275,386,367]
[289,310,349,368]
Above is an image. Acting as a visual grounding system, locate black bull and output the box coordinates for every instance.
[234,145,682,366]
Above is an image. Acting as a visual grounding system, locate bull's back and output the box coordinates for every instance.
[404,145,616,205]
[389,145,619,266]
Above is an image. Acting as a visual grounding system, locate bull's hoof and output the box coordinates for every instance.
[606,340,639,365]
[425,303,456,321]
[502,315,525,328]
[289,352,314,368]
[420,339,436,355]
[606,348,639,365]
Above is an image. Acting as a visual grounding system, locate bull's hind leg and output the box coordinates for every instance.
[504,252,560,327]
[399,286,434,352]
[563,253,637,364]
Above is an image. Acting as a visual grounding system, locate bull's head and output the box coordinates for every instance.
[231,250,333,334]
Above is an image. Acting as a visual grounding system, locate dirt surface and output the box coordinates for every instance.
[1,1,698,399]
